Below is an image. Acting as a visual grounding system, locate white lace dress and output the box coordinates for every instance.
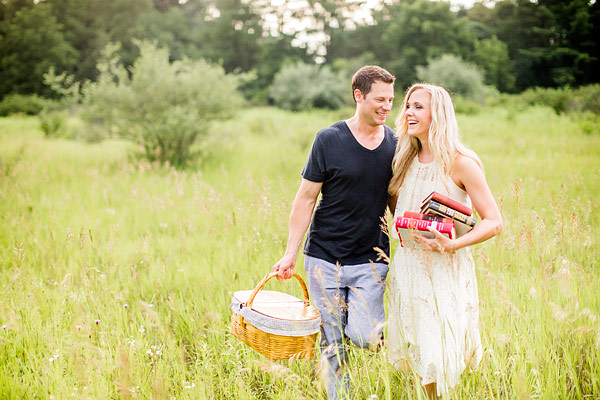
[388,157,482,396]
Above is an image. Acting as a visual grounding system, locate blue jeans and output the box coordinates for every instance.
[304,255,389,400]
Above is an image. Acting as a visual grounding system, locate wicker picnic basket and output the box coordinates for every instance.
[230,271,321,359]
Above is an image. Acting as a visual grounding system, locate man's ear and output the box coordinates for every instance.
[354,88,363,102]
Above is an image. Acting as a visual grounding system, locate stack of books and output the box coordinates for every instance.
[395,191,477,248]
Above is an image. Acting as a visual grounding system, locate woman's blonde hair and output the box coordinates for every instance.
[388,83,482,196]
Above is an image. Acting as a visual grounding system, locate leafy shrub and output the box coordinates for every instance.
[39,110,67,137]
[46,41,244,167]
[453,96,482,115]
[517,84,600,115]
[572,84,600,115]
[518,87,572,114]
[269,62,349,111]
[576,112,600,135]
[0,94,52,116]
[416,54,493,102]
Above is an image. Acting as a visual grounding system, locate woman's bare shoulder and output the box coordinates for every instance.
[454,152,482,173]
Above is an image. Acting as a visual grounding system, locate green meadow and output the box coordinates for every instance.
[0,105,599,399]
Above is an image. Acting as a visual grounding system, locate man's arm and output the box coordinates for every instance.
[272,178,322,280]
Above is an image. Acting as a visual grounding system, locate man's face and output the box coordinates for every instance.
[355,81,395,126]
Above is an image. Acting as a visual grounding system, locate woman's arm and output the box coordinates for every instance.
[414,154,502,252]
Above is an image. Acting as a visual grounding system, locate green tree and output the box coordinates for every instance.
[0,3,77,97]
[467,0,599,90]
[48,41,245,167]
[46,0,155,83]
[416,54,490,101]
[130,6,206,62]
[472,36,515,92]
[379,0,477,89]
[269,61,349,111]
[243,34,311,103]
[201,0,263,73]
[537,0,597,86]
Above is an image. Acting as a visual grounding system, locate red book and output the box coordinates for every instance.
[420,199,476,237]
[421,191,472,216]
[395,216,455,248]
[403,211,453,224]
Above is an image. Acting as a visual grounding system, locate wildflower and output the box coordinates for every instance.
[497,334,511,345]
[123,303,129,308]
[557,258,571,277]
[550,302,568,321]
[579,308,598,323]
[95,319,100,325]
[49,350,60,362]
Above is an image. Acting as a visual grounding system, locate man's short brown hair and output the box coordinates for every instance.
[352,66,395,102]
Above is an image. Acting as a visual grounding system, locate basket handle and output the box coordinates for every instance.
[245,271,311,309]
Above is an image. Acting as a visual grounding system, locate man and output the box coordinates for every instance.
[272,65,396,400]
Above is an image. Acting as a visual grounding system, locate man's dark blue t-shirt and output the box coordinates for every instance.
[302,121,397,265]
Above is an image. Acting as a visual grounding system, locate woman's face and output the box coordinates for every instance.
[405,88,432,140]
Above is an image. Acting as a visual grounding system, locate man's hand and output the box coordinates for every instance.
[272,255,296,280]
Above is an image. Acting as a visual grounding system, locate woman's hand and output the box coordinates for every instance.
[412,227,456,253]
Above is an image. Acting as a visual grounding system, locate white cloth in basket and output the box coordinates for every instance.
[230,290,321,337]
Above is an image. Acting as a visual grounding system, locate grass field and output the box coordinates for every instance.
[0,105,599,399]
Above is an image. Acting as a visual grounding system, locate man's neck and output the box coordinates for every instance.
[346,115,382,137]
[345,116,385,150]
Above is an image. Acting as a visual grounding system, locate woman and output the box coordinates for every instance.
[387,83,502,398]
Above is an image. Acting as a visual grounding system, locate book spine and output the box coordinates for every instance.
[395,217,455,236]
[403,211,453,223]
[422,191,472,216]
[422,200,476,227]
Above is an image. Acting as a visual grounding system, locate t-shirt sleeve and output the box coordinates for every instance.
[301,131,327,182]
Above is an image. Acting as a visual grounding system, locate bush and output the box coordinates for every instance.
[572,84,600,115]
[0,94,52,116]
[576,112,600,135]
[46,41,245,167]
[269,62,350,111]
[517,84,600,115]
[453,96,482,115]
[518,87,572,114]
[39,110,67,137]
[416,54,493,102]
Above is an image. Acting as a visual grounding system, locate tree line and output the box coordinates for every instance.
[1,0,598,101]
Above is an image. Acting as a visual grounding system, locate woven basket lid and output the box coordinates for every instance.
[232,290,320,321]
